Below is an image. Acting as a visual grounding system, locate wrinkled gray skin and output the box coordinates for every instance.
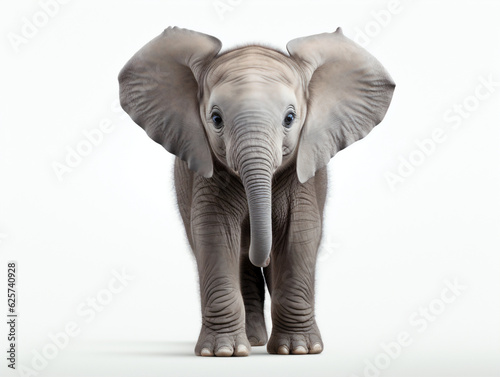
[119,27,395,356]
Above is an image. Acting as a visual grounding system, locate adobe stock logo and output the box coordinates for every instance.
[350,278,467,377]
[18,268,134,377]
[7,0,73,53]
[51,98,127,181]
[213,0,243,21]
[385,74,499,191]
[353,0,403,48]
[52,120,114,181]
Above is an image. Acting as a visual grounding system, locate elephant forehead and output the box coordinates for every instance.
[207,47,299,87]
[210,81,295,111]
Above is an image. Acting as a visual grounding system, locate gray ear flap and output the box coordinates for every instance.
[287,28,395,183]
[119,27,222,178]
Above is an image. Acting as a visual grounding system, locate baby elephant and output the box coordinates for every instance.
[119,27,395,356]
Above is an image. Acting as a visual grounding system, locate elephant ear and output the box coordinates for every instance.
[119,27,222,178]
[287,28,395,183]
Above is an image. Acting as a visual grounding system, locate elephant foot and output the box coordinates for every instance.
[267,324,323,355]
[195,327,251,357]
[245,310,268,346]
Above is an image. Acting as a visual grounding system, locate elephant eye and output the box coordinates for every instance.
[283,112,295,128]
[211,112,223,129]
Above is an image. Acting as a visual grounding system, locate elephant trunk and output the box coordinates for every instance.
[233,129,278,268]
[240,161,272,267]
[240,157,273,267]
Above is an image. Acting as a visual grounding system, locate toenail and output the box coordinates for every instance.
[311,343,323,353]
[200,348,212,356]
[277,345,289,355]
[216,346,233,356]
[235,344,249,355]
[248,336,258,344]
[292,345,307,354]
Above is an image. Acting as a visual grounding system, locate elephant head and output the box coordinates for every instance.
[119,27,395,267]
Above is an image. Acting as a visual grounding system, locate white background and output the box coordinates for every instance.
[1,1,499,376]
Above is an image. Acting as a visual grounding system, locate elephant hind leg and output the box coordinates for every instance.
[240,259,268,346]
[240,221,268,346]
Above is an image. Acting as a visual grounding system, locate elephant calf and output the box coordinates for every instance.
[119,27,395,356]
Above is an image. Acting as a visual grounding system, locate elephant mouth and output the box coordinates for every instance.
[282,145,292,157]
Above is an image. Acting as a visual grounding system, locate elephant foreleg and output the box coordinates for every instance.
[191,176,251,357]
[267,183,324,355]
